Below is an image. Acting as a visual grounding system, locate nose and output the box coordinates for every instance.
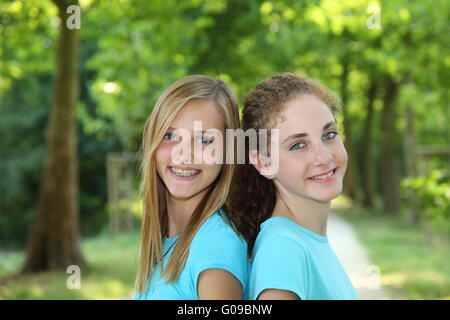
[179,139,197,164]
[311,142,333,166]
[170,133,196,165]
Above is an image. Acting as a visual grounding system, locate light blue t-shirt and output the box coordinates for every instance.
[133,208,249,300]
[249,216,358,300]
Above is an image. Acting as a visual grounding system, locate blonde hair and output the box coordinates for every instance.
[134,75,240,295]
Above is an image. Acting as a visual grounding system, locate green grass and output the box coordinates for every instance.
[335,204,450,300]
[0,231,140,299]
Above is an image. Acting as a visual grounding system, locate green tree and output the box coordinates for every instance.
[22,0,85,273]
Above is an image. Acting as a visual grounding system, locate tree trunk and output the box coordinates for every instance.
[22,0,85,273]
[403,104,419,224]
[340,60,359,201]
[379,76,401,214]
[361,79,377,208]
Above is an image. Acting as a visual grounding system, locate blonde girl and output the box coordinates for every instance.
[133,75,248,300]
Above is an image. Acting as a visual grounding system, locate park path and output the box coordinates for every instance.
[327,213,397,300]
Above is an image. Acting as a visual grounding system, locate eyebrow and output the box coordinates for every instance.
[167,127,210,134]
[167,127,206,132]
[282,121,337,144]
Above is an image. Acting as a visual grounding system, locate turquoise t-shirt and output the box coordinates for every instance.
[133,208,249,300]
[249,216,358,300]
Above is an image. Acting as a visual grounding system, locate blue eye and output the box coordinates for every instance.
[198,136,213,145]
[163,133,178,142]
[323,131,338,140]
[290,141,306,151]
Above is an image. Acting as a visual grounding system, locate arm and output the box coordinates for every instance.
[197,268,243,300]
[258,289,300,300]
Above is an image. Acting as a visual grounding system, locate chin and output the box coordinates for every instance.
[314,188,343,203]
[165,185,195,198]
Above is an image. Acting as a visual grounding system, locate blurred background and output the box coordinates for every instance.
[0,0,448,299]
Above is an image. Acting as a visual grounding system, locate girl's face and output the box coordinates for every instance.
[268,94,348,203]
[155,99,224,201]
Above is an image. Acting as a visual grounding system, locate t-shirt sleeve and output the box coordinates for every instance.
[250,235,307,300]
[189,223,248,298]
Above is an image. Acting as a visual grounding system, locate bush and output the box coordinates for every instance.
[401,169,450,234]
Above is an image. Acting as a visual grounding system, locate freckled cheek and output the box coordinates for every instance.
[155,144,173,167]
[334,143,348,170]
[278,153,306,180]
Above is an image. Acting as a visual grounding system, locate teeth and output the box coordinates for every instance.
[170,167,200,177]
[311,169,334,180]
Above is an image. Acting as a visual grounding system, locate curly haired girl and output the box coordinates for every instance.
[229,73,358,300]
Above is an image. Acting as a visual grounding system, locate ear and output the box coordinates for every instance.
[249,150,276,180]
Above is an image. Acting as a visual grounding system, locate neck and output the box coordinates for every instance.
[272,188,330,237]
[165,188,208,238]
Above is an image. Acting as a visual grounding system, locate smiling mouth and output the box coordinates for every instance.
[308,168,337,180]
[168,166,201,178]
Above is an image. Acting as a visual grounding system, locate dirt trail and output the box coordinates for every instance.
[328,213,399,300]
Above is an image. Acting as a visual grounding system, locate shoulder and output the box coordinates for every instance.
[253,217,306,255]
[191,208,247,251]
[250,218,309,300]
[188,208,249,297]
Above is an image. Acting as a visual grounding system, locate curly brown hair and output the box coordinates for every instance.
[227,72,342,257]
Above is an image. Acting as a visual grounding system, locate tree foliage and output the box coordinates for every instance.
[0,0,449,249]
